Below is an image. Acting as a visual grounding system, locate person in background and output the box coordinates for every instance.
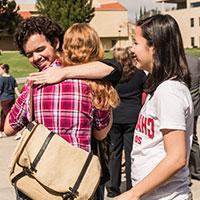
[116,14,193,200]
[106,47,146,198]
[0,64,20,138]
[4,22,120,200]
[187,54,200,182]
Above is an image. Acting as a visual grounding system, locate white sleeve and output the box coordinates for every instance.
[155,85,187,131]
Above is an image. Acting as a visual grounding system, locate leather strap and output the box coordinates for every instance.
[12,131,55,183]
[26,121,35,131]
[63,152,94,199]
[11,169,29,184]
[30,131,55,172]
[29,81,34,121]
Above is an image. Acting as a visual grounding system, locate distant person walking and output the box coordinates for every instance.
[107,47,147,198]
[0,64,20,138]
[187,54,200,181]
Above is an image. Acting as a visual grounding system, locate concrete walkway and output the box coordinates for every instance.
[1,121,200,200]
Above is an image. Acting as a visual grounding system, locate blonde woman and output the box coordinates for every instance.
[5,23,119,199]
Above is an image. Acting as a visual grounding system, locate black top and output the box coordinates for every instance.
[186,54,200,116]
[101,59,122,87]
[113,69,147,124]
[0,76,17,101]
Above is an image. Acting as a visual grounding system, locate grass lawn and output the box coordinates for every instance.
[0,48,200,79]
[0,51,37,78]
[104,51,113,59]
[185,48,200,57]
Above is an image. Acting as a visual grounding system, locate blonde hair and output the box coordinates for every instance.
[62,23,119,109]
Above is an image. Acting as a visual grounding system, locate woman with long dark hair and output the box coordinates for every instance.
[117,14,193,200]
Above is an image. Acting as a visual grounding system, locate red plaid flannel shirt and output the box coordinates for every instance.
[9,68,110,152]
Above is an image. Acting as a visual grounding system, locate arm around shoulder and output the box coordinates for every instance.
[28,60,122,86]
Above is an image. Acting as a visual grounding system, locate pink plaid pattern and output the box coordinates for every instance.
[9,79,110,151]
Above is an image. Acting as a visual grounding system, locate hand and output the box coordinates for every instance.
[28,67,65,85]
[115,191,140,200]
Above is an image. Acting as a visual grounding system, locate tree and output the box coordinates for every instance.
[0,0,22,34]
[36,0,95,31]
[138,6,160,21]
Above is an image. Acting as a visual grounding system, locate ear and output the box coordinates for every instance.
[53,38,60,50]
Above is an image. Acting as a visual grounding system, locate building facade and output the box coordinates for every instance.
[0,0,132,51]
[157,0,200,48]
[91,0,132,50]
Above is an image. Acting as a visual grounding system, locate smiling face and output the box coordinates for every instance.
[24,34,58,71]
[131,26,154,73]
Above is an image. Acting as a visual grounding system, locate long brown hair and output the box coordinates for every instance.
[137,14,191,94]
[62,23,119,109]
[113,47,136,83]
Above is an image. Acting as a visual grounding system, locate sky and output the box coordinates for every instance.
[15,0,176,21]
[117,0,176,21]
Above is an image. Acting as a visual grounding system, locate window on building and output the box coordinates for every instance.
[191,37,195,47]
[191,2,200,7]
[190,18,194,27]
[112,40,117,47]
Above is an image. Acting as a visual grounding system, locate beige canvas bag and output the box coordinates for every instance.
[9,85,101,200]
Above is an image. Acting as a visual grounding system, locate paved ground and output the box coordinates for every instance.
[1,120,200,200]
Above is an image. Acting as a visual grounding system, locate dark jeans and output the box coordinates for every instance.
[107,123,135,196]
[0,98,15,131]
[189,116,200,180]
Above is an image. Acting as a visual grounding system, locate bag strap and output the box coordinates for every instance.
[30,131,55,172]
[29,81,34,122]
[12,127,55,183]
[62,151,94,199]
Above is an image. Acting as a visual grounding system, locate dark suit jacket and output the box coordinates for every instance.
[186,54,200,116]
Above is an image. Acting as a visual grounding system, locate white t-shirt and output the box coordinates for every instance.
[131,80,194,200]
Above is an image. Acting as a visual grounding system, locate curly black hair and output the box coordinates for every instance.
[15,16,64,55]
